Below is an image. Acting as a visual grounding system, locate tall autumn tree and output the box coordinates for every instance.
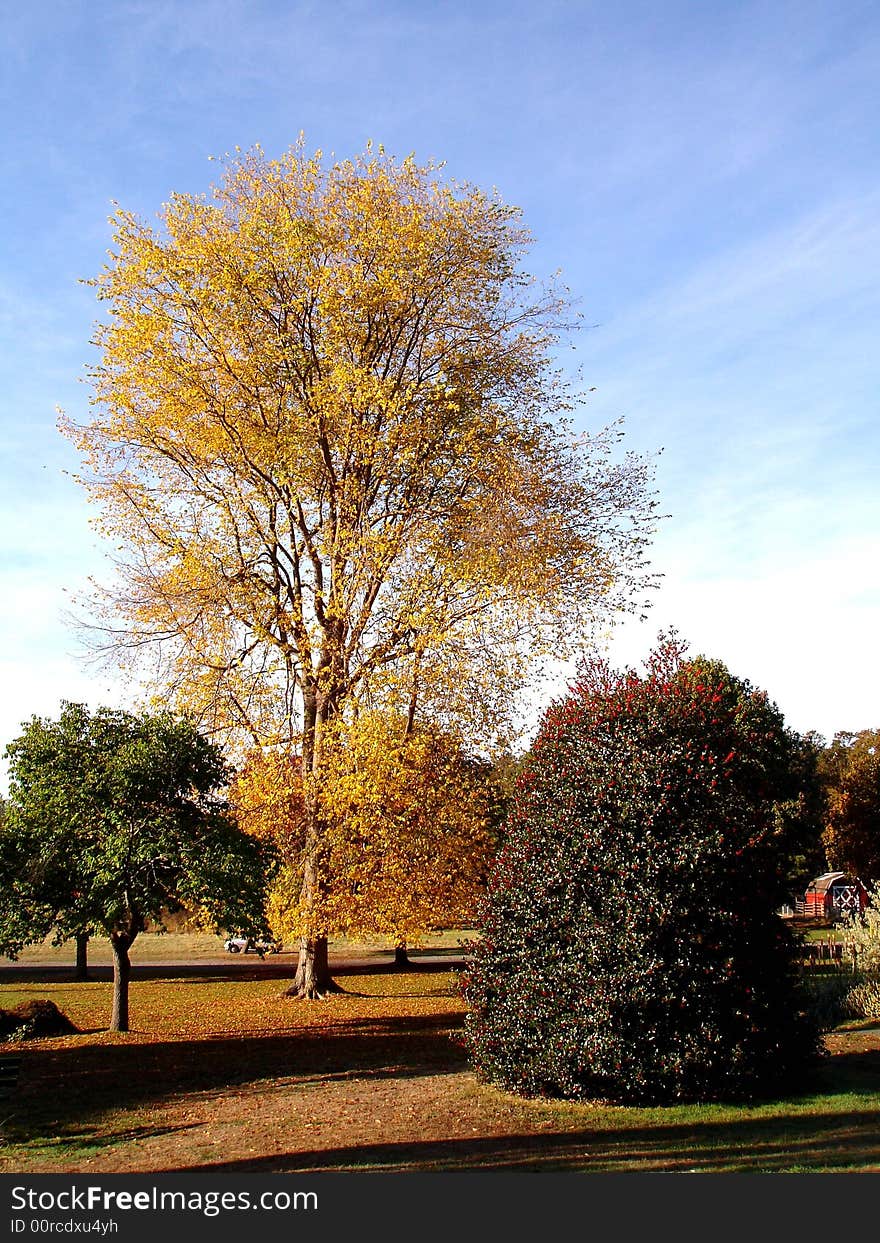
[62,141,658,996]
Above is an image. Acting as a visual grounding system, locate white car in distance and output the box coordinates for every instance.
[223,935,283,955]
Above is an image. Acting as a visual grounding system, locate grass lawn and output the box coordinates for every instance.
[1,937,879,1174]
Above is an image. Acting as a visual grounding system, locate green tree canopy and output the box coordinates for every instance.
[1,703,273,1031]
[771,729,828,900]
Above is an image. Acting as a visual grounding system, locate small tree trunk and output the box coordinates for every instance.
[74,931,90,981]
[109,932,133,1032]
[393,941,410,967]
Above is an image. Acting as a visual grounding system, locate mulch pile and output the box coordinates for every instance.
[0,999,79,1040]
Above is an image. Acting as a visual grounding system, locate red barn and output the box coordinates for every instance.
[801,872,868,920]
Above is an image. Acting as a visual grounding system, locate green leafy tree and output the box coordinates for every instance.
[464,635,820,1103]
[820,730,880,882]
[772,729,828,900]
[1,703,273,1031]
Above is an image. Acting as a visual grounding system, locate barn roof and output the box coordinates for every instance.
[806,872,852,894]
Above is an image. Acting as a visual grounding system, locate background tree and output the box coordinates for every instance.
[0,703,273,1031]
[771,729,828,901]
[843,881,880,974]
[72,930,92,981]
[317,712,495,962]
[62,140,658,996]
[820,729,880,881]
[464,636,820,1103]
[231,712,497,971]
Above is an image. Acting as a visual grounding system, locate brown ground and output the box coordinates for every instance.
[0,958,584,1173]
[2,945,880,1173]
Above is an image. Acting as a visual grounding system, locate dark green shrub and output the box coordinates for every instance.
[801,973,855,1031]
[463,636,821,1103]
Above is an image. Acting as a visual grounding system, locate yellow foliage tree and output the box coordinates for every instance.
[231,713,497,970]
[319,712,495,956]
[61,140,658,995]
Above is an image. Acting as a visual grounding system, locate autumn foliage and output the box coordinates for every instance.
[820,729,880,882]
[318,714,495,945]
[232,713,496,948]
[464,637,820,1103]
[62,139,657,994]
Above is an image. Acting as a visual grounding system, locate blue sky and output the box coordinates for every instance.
[1,0,878,781]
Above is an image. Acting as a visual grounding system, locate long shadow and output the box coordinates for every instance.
[8,1029,880,1173]
[815,1046,880,1097]
[6,1012,468,1145]
[392,947,467,959]
[0,958,465,984]
[166,1106,880,1174]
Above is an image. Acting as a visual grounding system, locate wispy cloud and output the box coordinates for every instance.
[0,0,877,762]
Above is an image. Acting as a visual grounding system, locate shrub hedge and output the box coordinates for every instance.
[463,638,820,1103]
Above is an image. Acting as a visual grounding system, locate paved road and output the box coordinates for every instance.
[0,948,467,983]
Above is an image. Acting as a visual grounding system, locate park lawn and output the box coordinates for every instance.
[1,957,879,1174]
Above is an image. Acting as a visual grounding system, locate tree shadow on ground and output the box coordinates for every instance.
[7,1012,468,1145]
[168,1105,880,1174]
[29,1121,203,1160]
[813,1046,880,1097]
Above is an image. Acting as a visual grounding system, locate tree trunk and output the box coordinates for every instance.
[286,933,340,999]
[109,932,133,1032]
[393,941,410,967]
[284,832,340,997]
[74,931,90,981]
[286,684,342,999]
